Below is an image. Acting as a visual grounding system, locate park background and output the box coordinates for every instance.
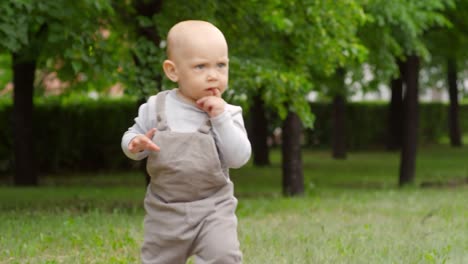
[0,0,467,263]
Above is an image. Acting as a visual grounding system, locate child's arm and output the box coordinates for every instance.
[196,91,251,168]
[210,105,251,168]
[121,97,159,160]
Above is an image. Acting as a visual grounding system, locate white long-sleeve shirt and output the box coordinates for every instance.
[121,89,251,169]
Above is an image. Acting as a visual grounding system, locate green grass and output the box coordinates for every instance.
[1,146,467,263]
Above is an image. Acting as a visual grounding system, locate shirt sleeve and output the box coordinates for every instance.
[210,105,252,168]
[121,96,156,160]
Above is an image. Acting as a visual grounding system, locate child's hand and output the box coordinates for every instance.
[196,89,226,117]
[128,128,160,153]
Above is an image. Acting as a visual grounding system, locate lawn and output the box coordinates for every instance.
[1,146,467,263]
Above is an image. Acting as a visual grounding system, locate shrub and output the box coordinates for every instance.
[0,96,466,174]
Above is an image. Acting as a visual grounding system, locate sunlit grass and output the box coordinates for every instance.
[1,146,467,263]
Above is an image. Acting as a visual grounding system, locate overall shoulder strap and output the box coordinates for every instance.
[155,90,170,131]
[197,119,212,134]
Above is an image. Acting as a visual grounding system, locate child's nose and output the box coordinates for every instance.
[207,68,218,81]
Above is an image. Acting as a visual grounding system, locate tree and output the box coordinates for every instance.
[146,1,364,195]
[222,1,367,195]
[0,0,116,185]
[447,58,462,146]
[282,112,304,195]
[331,68,347,159]
[288,1,368,161]
[250,93,271,166]
[113,0,165,186]
[357,0,455,185]
[399,55,420,186]
[425,0,468,147]
[387,60,405,150]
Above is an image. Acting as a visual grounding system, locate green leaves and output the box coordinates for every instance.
[0,54,12,91]
[0,2,30,52]
[349,0,456,93]
[2,0,462,124]
[0,0,120,92]
[136,16,153,28]
[229,56,315,128]
[220,0,367,124]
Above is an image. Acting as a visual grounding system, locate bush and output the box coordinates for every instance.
[0,96,467,174]
[306,102,468,149]
[307,102,388,149]
[0,95,139,175]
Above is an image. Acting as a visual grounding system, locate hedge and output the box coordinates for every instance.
[0,96,138,175]
[0,97,466,174]
[305,102,465,149]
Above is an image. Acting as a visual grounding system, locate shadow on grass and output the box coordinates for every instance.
[0,198,144,214]
[235,191,282,199]
[324,177,468,190]
[420,177,468,188]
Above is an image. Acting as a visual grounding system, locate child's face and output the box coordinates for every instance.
[165,23,229,103]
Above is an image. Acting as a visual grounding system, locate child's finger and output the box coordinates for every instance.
[147,141,160,151]
[143,129,160,151]
[197,99,212,112]
[196,97,208,106]
[203,101,215,112]
[145,128,157,139]
[129,136,146,153]
[213,88,221,97]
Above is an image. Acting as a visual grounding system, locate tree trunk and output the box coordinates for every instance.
[12,53,37,186]
[332,94,347,159]
[399,55,419,186]
[250,94,270,166]
[281,112,304,196]
[131,0,163,96]
[447,58,462,147]
[133,0,163,43]
[387,60,405,150]
[132,0,163,186]
[134,97,151,186]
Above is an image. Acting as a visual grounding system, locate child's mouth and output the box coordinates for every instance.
[205,88,218,95]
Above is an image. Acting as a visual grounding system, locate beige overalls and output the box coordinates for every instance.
[141,91,242,264]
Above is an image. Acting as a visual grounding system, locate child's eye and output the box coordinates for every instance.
[217,63,227,68]
[195,64,205,69]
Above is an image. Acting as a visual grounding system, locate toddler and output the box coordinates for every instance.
[121,20,251,264]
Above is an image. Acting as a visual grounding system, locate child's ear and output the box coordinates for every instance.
[163,60,178,82]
